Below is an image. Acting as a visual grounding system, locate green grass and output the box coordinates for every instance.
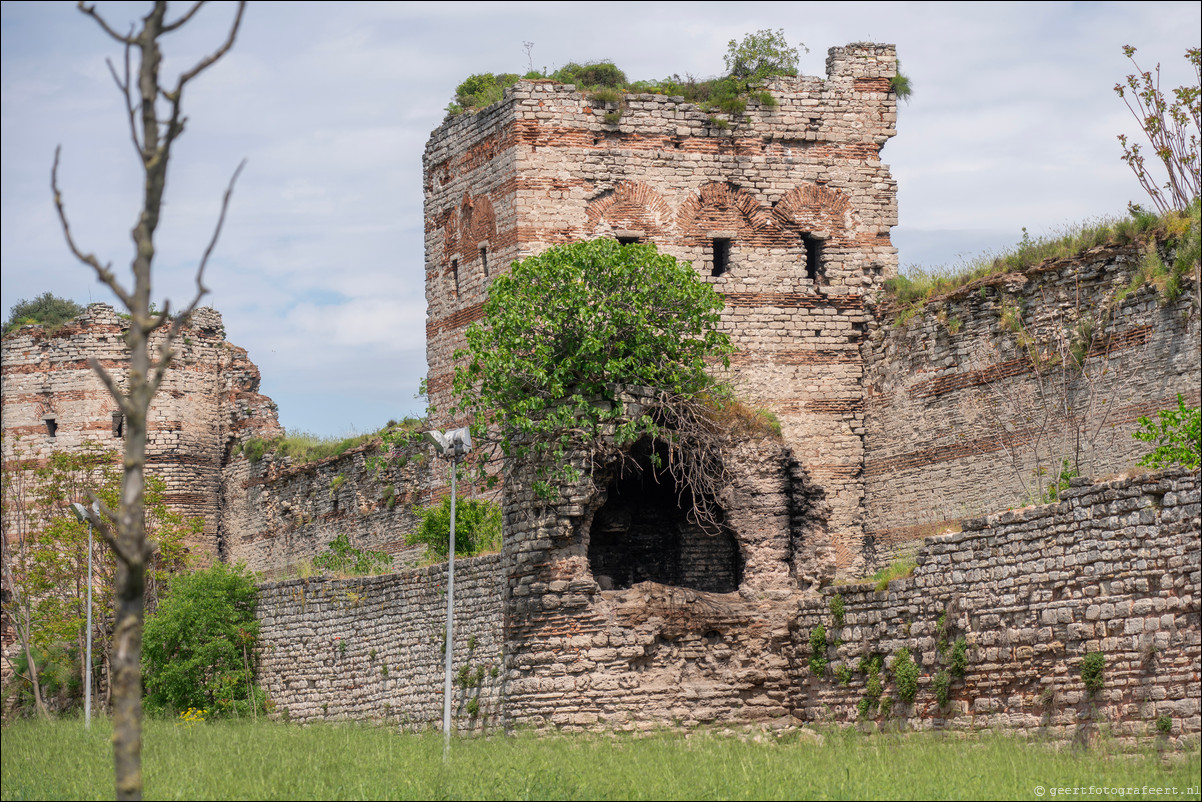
[887,201,1200,316]
[238,418,425,466]
[3,717,1198,800]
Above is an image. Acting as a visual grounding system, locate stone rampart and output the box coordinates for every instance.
[789,468,1200,740]
[221,439,446,579]
[863,245,1201,568]
[255,554,504,728]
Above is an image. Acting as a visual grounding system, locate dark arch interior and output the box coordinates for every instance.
[588,444,742,593]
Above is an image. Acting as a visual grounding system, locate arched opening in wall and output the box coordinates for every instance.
[588,440,742,593]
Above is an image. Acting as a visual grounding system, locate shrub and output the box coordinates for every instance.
[829,593,845,627]
[4,292,85,335]
[408,497,502,560]
[1133,394,1201,470]
[932,669,952,708]
[448,72,520,114]
[892,648,919,703]
[1081,651,1105,694]
[834,665,852,686]
[808,625,828,677]
[949,636,969,678]
[143,562,264,717]
[552,61,627,90]
[312,533,392,576]
[1156,715,1173,734]
[724,29,802,84]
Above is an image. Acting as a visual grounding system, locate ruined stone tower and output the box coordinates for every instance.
[423,43,900,574]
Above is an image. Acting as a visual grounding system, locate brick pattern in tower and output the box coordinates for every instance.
[424,44,900,572]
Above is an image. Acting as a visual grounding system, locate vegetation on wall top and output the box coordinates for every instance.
[884,200,1200,316]
[3,292,85,335]
[445,29,843,121]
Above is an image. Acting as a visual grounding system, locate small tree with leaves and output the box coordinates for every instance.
[51,3,245,798]
[3,292,85,335]
[724,29,804,85]
[453,239,735,525]
[1115,45,1200,213]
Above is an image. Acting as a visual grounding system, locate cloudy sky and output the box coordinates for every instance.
[3,1,1199,438]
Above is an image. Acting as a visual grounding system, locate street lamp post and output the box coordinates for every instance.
[422,427,472,761]
[70,501,99,729]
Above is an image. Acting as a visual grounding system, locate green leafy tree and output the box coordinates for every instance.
[1,440,193,717]
[4,292,85,335]
[408,497,502,561]
[724,29,804,85]
[1133,394,1201,470]
[453,239,732,499]
[1115,46,1200,213]
[142,562,263,718]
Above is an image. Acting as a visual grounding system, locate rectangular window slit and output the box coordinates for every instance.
[480,246,489,277]
[711,238,731,277]
[802,234,822,282]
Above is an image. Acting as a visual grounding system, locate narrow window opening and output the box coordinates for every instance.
[112,411,124,438]
[480,246,489,277]
[617,237,640,246]
[43,414,58,438]
[711,238,731,277]
[802,234,822,282]
[450,258,460,298]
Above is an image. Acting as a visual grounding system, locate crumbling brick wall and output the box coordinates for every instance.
[862,245,1201,568]
[1,303,281,559]
[425,43,901,576]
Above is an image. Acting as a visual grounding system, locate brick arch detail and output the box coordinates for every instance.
[676,182,785,247]
[773,184,856,246]
[457,192,497,264]
[584,181,674,240]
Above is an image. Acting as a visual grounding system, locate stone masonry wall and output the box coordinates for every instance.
[1,303,281,560]
[500,413,831,731]
[221,439,448,579]
[862,245,1201,569]
[788,468,1200,741]
[426,43,902,576]
[256,554,504,729]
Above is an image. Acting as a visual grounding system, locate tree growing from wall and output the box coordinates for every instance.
[3,292,85,335]
[453,239,742,527]
[50,3,245,798]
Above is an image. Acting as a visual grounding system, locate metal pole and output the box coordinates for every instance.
[86,515,93,729]
[442,454,457,761]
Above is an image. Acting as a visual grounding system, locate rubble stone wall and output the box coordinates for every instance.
[221,440,447,579]
[789,468,1200,741]
[862,246,1201,569]
[255,554,504,728]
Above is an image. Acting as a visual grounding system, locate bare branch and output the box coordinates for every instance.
[105,42,142,155]
[51,147,134,310]
[149,159,245,395]
[162,1,206,33]
[82,490,127,562]
[174,1,246,91]
[77,1,136,44]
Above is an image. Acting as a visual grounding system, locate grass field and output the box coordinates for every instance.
[2,717,1198,800]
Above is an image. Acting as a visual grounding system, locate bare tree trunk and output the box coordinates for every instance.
[53,3,246,798]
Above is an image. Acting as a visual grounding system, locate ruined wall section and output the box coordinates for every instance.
[499,396,829,730]
[862,246,1201,566]
[425,43,901,575]
[221,439,442,578]
[789,469,1200,741]
[256,555,503,727]
[1,303,281,559]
